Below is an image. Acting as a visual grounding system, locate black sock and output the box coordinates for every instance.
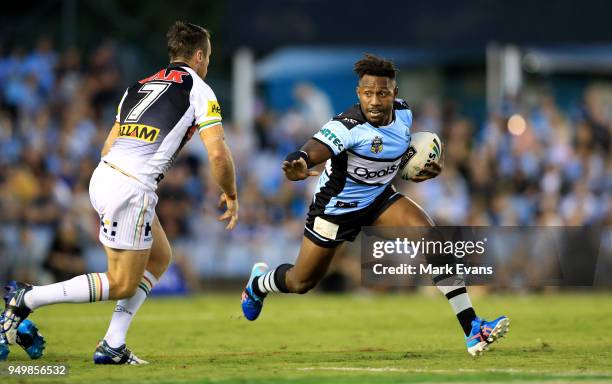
[442,286,477,336]
[457,307,477,336]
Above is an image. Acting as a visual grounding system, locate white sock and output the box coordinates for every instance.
[104,270,158,348]
[24,273,110,310]
[257,270,280,294]
[437,285,473,314]
[437,283,477,336]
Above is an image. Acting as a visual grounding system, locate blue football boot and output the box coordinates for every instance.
[1,281,33,345]
[16,319,46,359]
[93,340,148,365]
[466,316,510,356]
[241,263,269,321]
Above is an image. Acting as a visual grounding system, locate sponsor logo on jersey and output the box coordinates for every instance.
[318,127,344,151]
[353,164,399,180]
[342,117,359,125]
[139,69,189,84]
[118,124,160,143]
[399,146,416,169]
[207,101,222,117]
[370,136,383,154]
[334,200,358,208]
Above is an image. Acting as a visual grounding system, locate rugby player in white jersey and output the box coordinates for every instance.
[241,54,509,356]
[0,21,238,364]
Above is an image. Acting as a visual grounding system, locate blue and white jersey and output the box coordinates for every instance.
[310,99,412,215]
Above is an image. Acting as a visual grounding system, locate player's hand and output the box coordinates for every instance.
[218,193,239,230]
[410,162,442,183]
[410,144,444,183]
[281,158,319,181]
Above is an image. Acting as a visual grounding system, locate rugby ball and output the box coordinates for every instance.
[399,131,443,180]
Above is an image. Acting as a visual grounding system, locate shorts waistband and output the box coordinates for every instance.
[100,161,154,192]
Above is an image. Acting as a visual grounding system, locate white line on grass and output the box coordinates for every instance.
[36,313,218,323]
[297,367,612,377]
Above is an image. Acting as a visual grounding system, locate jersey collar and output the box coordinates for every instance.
[362,106,395,128]
[168,61,190,68]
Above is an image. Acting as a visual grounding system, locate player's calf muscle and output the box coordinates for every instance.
[285,239,337,294]
[285,271,319,294]
[285,263,331,294]
[147,219,172,279]
[146,248,171,279]
[105,248,150,299]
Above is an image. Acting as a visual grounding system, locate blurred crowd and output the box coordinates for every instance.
[0,39,610,290]
[406,90,610,228]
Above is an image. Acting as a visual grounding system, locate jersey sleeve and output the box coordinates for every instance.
[191,80,223,132]
[395,108,413,139]
[115,89,128,122]
[312,120,353,155]
[404,109,413,128]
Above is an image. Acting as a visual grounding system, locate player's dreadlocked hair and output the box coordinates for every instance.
[353,54,398,79]
[167,21,211,60]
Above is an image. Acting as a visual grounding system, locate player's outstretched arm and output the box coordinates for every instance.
[282,139,332,181]
[199,124,239,230]
[101,122,120,157]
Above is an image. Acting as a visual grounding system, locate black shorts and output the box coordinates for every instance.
[304,185,402,248]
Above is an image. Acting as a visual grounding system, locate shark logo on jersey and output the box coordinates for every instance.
[370,136,383,154]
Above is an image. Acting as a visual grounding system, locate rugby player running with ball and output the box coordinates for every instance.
[241,54,509,356]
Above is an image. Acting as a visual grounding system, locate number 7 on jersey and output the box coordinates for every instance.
[125,82,171,123]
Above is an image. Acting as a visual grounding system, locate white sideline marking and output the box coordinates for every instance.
[298,367,612,377]
[38,313,217,322]
[300,367,405,372]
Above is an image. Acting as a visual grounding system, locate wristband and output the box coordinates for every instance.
[226,193,237,200]
[285,150,310,167]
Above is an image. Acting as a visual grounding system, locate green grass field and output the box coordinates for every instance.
[1,293,611,383]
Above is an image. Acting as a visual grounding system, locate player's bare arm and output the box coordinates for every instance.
[200,124,239,230]
[282,139,331,181]
[101,122,120,157]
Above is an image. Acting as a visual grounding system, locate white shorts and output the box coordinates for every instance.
[89,162,158,250]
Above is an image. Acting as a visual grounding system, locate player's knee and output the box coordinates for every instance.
[121,281,140,298]
[126,281,141,297]
[111,277,140,299]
